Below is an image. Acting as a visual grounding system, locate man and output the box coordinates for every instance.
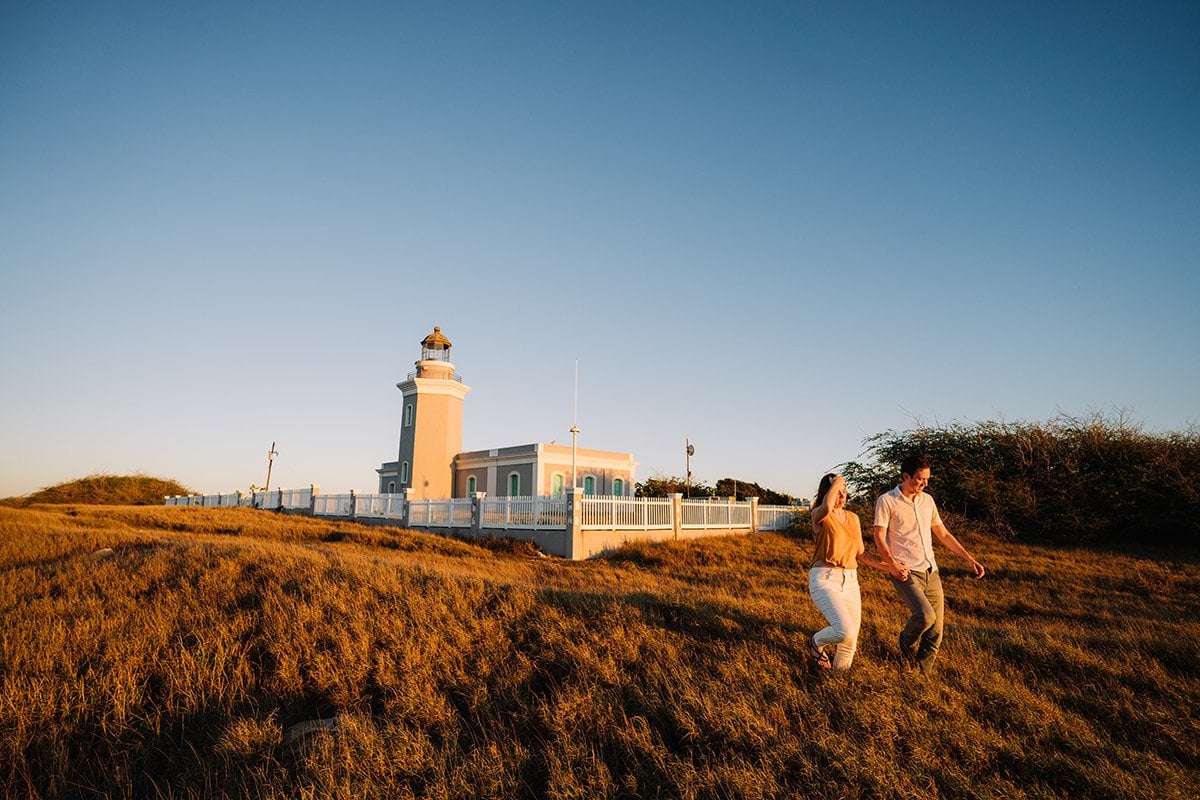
[873,455,985,673]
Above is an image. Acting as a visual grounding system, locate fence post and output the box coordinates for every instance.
[669,493,683,540]
[401,488,415,528]
[471,492,486,537]
[566,487,584,560]
[348,490,357,521]
[749,497,759,533]
[309,484,318,516]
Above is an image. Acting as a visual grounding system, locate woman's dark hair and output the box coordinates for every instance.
[815,473,839,508]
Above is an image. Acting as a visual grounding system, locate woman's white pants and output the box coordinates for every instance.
[808,567,861,670]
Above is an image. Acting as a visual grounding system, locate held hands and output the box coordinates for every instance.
[890,562,910,581]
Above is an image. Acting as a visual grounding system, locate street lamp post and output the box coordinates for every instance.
[570,425,580,488]
[570,360,580,489]
[685,439,694,498]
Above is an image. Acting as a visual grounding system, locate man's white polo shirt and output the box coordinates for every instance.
[874,486,943,572]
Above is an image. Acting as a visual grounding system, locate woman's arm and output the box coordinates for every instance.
[810,502,828,535]
[811,475,843,534]
[852,518,890,572]
[857,549,892,572]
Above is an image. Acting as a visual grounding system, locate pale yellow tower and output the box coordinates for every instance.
[392,326,471,499]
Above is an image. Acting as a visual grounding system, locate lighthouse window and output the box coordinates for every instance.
[400,461,410,484]
[467,476,477,495]
[404,404,414,427]
[613,478,624,497]
[508,472,521,497]
[583,476,596,495]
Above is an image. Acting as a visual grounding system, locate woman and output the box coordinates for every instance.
[807,473,902,670]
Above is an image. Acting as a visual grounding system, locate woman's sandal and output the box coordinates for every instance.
[809,637,832,669]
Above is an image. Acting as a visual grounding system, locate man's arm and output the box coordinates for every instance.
[931,523,986,579]
[872,525,909,580]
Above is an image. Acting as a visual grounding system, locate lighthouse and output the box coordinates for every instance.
[377,326,471,499]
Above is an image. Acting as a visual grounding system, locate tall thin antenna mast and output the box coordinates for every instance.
[569,360,580,489]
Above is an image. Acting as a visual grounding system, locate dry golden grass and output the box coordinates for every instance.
[2,504,1198,798]
[0,474,194,507]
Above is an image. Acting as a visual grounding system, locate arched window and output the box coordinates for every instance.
[404,404,414,427]
[551,473,565,497]
[508,472,521,497]
[387,481,396,494]
[583,475,596,495]
[467,475,477,495]
[613,478,624,497]
[400,461,410,484]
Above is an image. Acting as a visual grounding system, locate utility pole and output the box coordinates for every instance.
[264,441,278,492]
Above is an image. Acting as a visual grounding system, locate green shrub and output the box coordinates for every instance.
[842,412,1200,545]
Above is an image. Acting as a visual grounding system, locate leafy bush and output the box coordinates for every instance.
[842,412,1200,545]
[636,475,795,503]
[712,478,796,505]
[635,475,714,498]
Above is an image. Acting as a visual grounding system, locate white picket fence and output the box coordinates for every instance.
[480,496,568,529]
[756,504,806,531]
[581,496,674,529]
[681,498,751,529]
[408,497,474,528]
[166,488,806,534]
[349,493,407,519]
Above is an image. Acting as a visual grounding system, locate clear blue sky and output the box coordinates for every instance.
[2,1,1197,501]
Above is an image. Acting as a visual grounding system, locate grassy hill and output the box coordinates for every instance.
[2,504,1198,798]
[1,473,194,507]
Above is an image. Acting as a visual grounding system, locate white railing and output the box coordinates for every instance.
[406,370,463,383]
[255,490,282,510]
[164,488,315,510]
[681,498,751,529]
[168,489,769,540]
[354,493,406,519]
[757,505,805,531]
[313,493,354,517]
[481,496,568,529]
[280,487,313,509]
[580,496,673,530]
[407,498,473,527]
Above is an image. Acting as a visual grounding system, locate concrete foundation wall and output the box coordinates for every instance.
[577,527,754,559]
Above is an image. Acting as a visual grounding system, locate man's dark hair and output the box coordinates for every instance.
[900,454,931,478]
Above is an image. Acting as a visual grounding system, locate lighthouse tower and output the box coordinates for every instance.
[377,326,470,499]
